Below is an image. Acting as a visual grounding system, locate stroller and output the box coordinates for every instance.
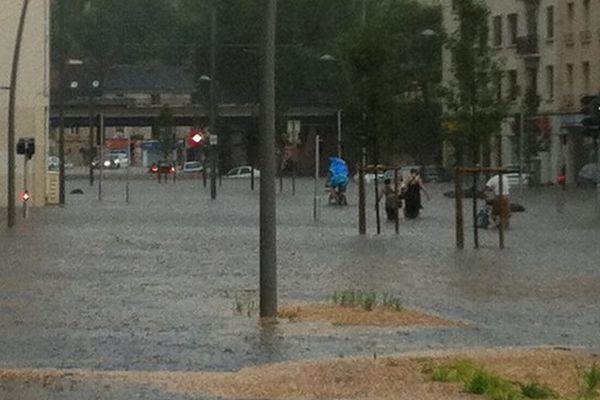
[327,157,349,206]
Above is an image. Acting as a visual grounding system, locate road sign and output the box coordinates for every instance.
[209,134,218,146]
[287,119,301,144]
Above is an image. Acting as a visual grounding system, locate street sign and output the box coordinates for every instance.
[209,134,218,146]
[287,119,301,144]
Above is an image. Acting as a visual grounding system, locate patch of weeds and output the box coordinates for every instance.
[465,371,521,400]
[520,382,555,399]
[330,289,402,312]
[430,359,478,384]
[382,292,403,311]
[580,364,600,399]
[278,308,299,322]
[233,290,258,317]
[431,360,523,400]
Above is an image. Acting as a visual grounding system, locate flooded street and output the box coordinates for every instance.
[1,177,599,397]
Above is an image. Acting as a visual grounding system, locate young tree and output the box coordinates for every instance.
[442,0,507,167]
[154,106,177,159]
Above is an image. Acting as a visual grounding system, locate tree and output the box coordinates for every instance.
[154,106,177,159]
[442,0,507,167]
[339,0,443,164]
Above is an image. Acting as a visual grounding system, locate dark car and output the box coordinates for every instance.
[150,160,177,182]
[422,165,452,183]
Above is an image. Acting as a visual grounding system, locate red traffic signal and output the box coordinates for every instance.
[21,190,30,202]
[187,129,206,148]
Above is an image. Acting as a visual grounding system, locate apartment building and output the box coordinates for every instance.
[0,1,50,207]
[556,0,600,182]
[441,0,584,184]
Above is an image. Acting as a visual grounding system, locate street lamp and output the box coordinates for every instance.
[199,74,218,199]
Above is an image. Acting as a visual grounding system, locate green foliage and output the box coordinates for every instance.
[443,0,508,166]
[580,364,600,399]
[520,382,555,399]
[154,106,176,159]
[331,289,402,312]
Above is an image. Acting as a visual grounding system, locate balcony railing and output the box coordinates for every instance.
[580,30,592,44]
[564,32,575,46]
[516,35,539,56]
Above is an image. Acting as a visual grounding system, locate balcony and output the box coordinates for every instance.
[564,32,575,46]
[580,30,592,44]
[516,35,540,57]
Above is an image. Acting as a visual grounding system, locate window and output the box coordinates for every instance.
[546,6,554,39]
[151,93,161,105]
[508,70,518,101]
[566,64,574,93]
[582,62,590,94]
[507,13,518,45]
[583,0,591,27]
[527,68,538,95]
[545,66,554,100]
[495,72,503,101]
[567,3,574,29]
[493,16,503,46]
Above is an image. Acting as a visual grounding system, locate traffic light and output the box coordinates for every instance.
[21,190,30,202]
[16,138,35,159]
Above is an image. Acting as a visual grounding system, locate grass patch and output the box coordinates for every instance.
[579,364,600,399]
[331,290,402,312]
[519,383,555,399]
[430,361,555,400]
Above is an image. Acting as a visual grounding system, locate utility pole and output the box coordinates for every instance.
[58,0,66,205]
[258,0,277,319]
[337,110,342,157]
[7,0,30,228]
[518,111,525,195]
[209,2,218,200]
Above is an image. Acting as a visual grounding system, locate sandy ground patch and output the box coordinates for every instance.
[1,348,597,400]
[277,303,462,328]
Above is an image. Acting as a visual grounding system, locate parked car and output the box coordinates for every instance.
[422,165,452,183]
[500,166,530,187]
[576,163,600,187]
[225,166,259,178]
[92,155,120,169]
[181,161,204,173]
[48,156,74,171]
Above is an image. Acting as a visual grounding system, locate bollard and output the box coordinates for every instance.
[455,168,464,249]
[359,167,366,235]
[374,168,381,235]
[394,168,399,234]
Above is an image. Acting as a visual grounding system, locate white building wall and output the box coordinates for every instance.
[0,1,50,207]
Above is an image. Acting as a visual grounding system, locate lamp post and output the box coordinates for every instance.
[6,0,30,227]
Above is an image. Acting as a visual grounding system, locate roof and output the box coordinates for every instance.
[103,65,195,93]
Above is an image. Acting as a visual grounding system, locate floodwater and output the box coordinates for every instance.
[0,175,599,398]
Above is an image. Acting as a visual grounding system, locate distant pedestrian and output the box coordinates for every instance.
[403,168,429,219]
[378,178,401,221]
[485,173,511,229]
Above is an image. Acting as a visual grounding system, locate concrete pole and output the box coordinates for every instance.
[98,114,104,201]
[313,134,321,221]
[258,0,277,319]
[337,110,342,157]
[7,0,30,228]
[58,0,66,206]
[22,156,28,219]
[126,131,131,203]
[209,3,218,200]
[88,95,95,186]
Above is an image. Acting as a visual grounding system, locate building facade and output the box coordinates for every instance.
[0,1,50,207]
[442,0,597,184]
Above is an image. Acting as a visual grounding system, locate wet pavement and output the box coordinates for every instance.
[1,176,599,398]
